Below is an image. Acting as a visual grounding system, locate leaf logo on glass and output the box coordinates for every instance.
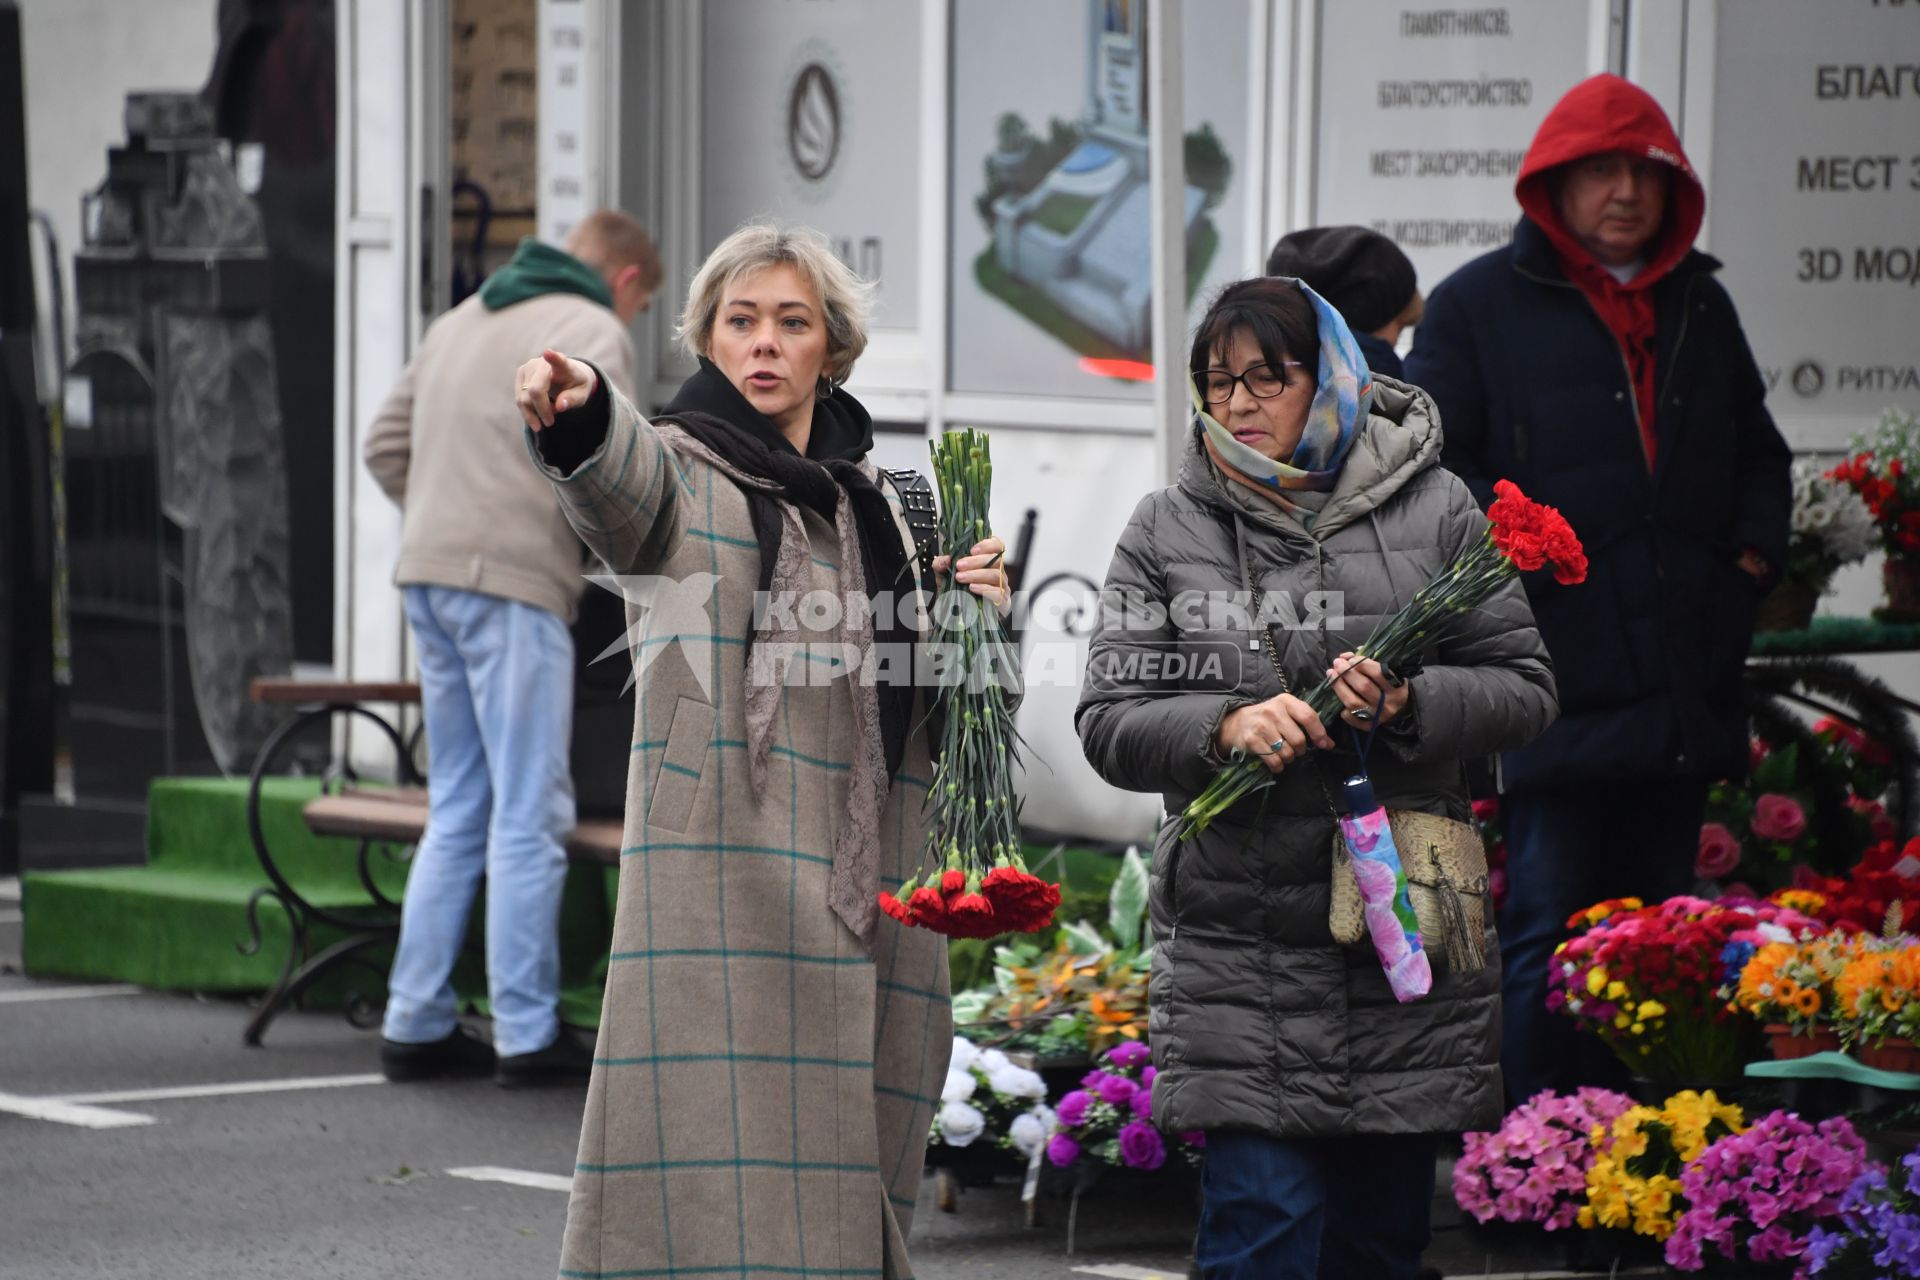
[787,63,841,183]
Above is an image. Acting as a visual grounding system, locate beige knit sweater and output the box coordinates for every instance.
[363,291,637,622]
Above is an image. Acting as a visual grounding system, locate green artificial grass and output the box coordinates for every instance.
[23,777,614,1024]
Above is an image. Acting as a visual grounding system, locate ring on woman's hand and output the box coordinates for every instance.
[1268,738,1287,754]
[1350,708,1373,723]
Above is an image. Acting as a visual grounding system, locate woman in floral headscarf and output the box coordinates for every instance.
[1076,276,1558,1279]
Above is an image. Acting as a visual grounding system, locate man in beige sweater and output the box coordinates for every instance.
[363,210,658,1086]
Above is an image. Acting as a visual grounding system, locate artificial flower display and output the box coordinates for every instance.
[1551,896,1818,1080]
[1581,1090,1746,1241]
[1044,1041,1202,1175]
[1804,1151,1920,1278]
[1663,1111,1870,1272]
[1452,1087,1636,1230]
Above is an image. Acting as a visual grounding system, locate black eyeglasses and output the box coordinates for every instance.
[1199,361,1305,405]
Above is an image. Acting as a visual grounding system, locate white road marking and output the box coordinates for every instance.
[58,1072,387,1106]
[0,1090,156,1129]
[1071,1267,1189,1280]
[0,910,21,925]
[447,1166,575,1193]
[0,983,141,1005]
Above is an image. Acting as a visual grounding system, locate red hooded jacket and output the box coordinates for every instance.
[1515,74,1705,469]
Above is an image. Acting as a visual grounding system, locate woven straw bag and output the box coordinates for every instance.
[1329,809,1492,972]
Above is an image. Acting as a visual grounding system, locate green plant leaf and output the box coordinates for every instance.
[952,989,992,1025]
[1107,846,1149,951]
[1062,919,1106,957]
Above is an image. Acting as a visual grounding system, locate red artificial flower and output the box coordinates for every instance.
[877,891,911,924]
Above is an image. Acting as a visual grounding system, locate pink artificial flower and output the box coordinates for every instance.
[1750,794,1808,843]
[1695,822,1744,879]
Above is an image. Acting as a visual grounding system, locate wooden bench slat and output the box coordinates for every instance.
[251,678,423,705]
[302,792,622,865]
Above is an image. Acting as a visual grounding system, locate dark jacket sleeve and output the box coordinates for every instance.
[1404,280,1496,511]
[1075,495,1251,797]
[1722,303,1793,580]
[1381,472,1559,765]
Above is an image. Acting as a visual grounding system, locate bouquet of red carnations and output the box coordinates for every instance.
[1179,478,1587,836]
[878,429,1060,939]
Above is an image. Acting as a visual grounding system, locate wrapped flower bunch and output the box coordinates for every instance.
[1663,1110,1870,1272]
[1045,1041,1202,1174]
[1581,1090,1746,1241]
[1452,1087,1636,1230]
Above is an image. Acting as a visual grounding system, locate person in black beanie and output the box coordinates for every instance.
[1266,225,1421,377]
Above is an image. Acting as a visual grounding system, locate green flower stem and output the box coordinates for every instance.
[1180,533,1518,836]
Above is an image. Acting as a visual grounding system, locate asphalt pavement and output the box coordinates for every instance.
[0,878,1601,1279]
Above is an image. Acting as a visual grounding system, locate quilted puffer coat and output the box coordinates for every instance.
[1076,378,1558,1137]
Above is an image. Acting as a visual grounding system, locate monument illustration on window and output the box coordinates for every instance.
[973,0,1232,365]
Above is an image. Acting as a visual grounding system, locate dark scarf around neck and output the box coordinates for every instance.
[659,358,918,779]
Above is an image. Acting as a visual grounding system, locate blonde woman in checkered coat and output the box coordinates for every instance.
[514,223,1013,1280]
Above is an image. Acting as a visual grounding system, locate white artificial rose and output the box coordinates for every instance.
[1007,1111,1050,1157]
[977,1048,1011,1075]
[987,1063,1047,1100]
[937,1100,986,1147]
[942,1067,977,1103]
[948,1036,980,1074]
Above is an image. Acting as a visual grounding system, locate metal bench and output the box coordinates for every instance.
[238,678,621,1046]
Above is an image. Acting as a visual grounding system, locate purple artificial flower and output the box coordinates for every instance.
[1096,1074,1138,1108]
[1046,1133,1081,1168]
[1054,1089,1093,1129]
[1105,1041,1151,1070]
[1179,1130,1206,1148]
[1130,1087,1154,1121]
[1665,1110,1871,1272]
[1140,1065,1157,1090]
[1081,1068,1110,1090]
[1118,1120,1166,1171]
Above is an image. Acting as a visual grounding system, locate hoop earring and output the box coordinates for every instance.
[816,375,836,401]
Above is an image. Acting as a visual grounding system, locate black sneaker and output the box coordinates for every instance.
[379,1025,496,1083]
[495,1028,595,1089]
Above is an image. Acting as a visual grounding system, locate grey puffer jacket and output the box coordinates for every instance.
[1075,377,1558,1138]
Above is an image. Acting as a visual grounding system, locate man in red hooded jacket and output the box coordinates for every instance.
[1406,75,1791,1104]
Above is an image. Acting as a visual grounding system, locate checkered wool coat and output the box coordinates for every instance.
[530,385,952,1279]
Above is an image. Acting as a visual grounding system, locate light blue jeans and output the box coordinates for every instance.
[382,585,576,1058]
